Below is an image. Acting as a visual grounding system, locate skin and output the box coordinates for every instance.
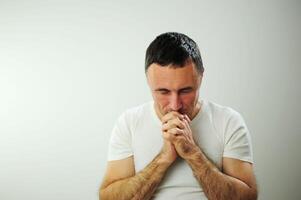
[99,60,258,200]
[146,60,202,120]
[146,61,202,164]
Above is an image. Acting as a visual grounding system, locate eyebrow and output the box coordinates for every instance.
[155,88,170,92]
[154,87,193,92]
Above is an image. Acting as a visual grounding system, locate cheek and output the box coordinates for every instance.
[180,93,198,107]
[153,94,170,107]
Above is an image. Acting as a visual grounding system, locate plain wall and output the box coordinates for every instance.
[0,0,300,199]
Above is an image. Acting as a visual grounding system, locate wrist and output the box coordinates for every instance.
[157,152,175,167]
[183,145,203,161]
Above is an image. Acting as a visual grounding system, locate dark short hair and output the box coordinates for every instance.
[145,32,204,74]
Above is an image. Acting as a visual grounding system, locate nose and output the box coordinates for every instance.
[169,93,182,111]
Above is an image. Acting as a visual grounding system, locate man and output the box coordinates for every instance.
[99,32,258,200]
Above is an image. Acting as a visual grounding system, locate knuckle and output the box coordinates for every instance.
[169,129,176,134]
[180,121,185,128]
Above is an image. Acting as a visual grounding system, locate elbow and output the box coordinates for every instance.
[232,186,258,200]
[98,189,103,200]
[99,187,108,200]
[253,190,258,200]
[248,187,258,200]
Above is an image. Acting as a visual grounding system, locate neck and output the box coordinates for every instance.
[191,100,202,120]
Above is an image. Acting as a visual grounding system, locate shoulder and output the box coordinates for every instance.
[205,100,242,120]
[122,101,151,119]
[117,101,152,131]
[204,100,247,133]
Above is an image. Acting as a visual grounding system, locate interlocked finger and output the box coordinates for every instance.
[161,111,184,124]
[162,117,185,131]
[163,131,177,141]
[167,127,184,136]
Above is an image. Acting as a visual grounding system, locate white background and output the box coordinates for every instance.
[0,0,300,199]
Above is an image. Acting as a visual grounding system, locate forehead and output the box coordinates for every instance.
[146,62,200,89]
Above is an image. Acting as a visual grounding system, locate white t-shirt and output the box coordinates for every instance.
[108,99,253,200]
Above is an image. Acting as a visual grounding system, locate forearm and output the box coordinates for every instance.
[186,148,257,200]
[100,153,171,200]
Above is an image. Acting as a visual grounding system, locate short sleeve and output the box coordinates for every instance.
[223,110,254,163]
[107,112,133,161]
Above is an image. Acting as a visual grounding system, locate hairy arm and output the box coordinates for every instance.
[185,147,257,200]
[164,113,257,200]
[100,153,172,200]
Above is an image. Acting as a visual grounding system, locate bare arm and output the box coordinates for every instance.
[185,147,257,200]
[163,113,257,200]
[100,148,175,200]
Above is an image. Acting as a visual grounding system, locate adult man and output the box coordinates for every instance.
[100,32,258,200]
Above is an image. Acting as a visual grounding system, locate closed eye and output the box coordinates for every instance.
[179,87,193,94]
[155,89,170,95]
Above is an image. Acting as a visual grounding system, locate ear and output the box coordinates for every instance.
[198,73,203,86]
[146,72,151,86]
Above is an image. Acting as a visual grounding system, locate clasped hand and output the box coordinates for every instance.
[160,111,199,163]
